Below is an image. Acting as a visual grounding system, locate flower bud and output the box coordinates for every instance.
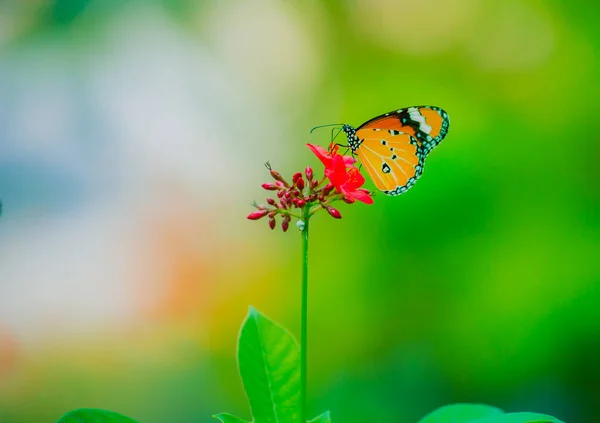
[323,183,334,195]
[277,190,284,198]
[296,199,306,208]
[269,216,276,230]
[305,166,313,181]
[326,206,342,219]
[281,215,291,232]
[284,191,291,199]
[292,172,302,183]
[262,183,278,190]
[268,210,277,218]
[311,180,319,189]
[296,177,305,190]
[270,169,289,187]
[247,210,269,220]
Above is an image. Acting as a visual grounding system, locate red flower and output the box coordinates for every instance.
[339,167,373,204]
[324,155,373,204]
[307,143,373,205]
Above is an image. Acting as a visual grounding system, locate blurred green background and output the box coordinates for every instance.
[0,0,598,422]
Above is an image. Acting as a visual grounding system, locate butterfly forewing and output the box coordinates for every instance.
[358,106,449,155]
[355,129,424,195]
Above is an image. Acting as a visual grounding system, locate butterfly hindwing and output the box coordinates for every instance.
[355,129,425,196]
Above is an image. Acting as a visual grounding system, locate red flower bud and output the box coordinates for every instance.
[311,180,319,189]
[296,177,305,190]
[284,191,291,199]
[269,217,276,230]
[277,190,284,198]
[267,198,277,206]
[296,199,306,208]
[262,183,278,190]
[247,210,269,220]
[305,166,313,181]
[270,171,289,187]
[326,206,342,219]
[268,210,277,218]
[281,215,291,232]
[292,172,302,183]
[323,183,334,195]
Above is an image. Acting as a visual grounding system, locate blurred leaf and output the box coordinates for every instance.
[308,410,331,423]
[470,412,564,423]
[237,306,301,423]
[56,408,140,423]
[213,413,249,423]
[418,404,564,423]
[418,404,504,423]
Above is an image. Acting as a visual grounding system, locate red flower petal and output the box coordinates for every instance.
[307,143,332,167]
[351,188,374,204]
[342,156,357,167]
[345,167,365,189]
[324,155,348,188]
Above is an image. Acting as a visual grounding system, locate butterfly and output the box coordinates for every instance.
[337,106,449,196]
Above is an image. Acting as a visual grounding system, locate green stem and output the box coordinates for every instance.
[300,204,310,423]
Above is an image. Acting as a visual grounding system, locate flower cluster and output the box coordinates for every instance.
[247,144,373,231]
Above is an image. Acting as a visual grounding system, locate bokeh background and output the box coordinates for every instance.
[0,0,599,422]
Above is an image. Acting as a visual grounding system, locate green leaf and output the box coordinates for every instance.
[237,306,301,423]
[418,404,564,423]
[470,412,564,423]
[213,413,250,423]
[56,408,140,423]
[418,403,504,423]
[308,411,331,423]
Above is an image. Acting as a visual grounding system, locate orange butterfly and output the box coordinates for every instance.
[334,106,449,196]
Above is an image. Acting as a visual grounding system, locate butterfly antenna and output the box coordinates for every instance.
[310,123,344,134]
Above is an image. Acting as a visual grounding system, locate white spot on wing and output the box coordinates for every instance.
[408,109,432,134]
